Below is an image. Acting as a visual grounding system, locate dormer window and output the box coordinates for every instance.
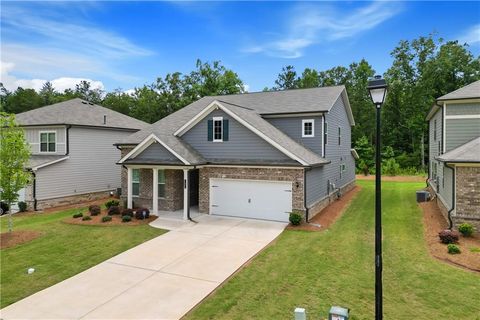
[302,119,314,138]
[40,131,56,153]
[213,117,223,142]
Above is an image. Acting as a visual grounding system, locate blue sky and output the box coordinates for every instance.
[1,1,479,93]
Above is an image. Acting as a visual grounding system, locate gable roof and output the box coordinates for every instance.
[119,86,351,166]
[437,80,480,101]
[436,136,480,163]
[16,98,148,131]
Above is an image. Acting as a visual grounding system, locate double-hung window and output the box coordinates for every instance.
[338,127,342,145]
[132,169,140,197]
[213,117,223,142]
[158,170,165,198]
[302,119,314,137]
[324,122,328,145]
[433,120,437,141]
[40,131,56,153]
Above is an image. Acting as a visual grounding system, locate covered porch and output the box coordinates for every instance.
[124,165,200,220]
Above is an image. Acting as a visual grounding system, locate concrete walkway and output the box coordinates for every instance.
[1,215,287,320]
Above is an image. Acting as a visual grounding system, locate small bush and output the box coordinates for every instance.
[108,206,121,215]
[447,244,461,254]
[72,212,83,218]
[105,199,120,209]
[289,212,302,226]
[102,216,112,223]
[438,229,459,244]
[88,205,101,216]
[18,201,27,212]
[458,223,474,237]
[135,208,150,220]
[121,208,134,217]
[82,216,92,221]
[122,215,132,223]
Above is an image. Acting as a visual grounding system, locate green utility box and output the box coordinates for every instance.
[329,306,349,320]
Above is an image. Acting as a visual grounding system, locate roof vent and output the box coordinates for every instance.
[103,115,107,125]
[89,102,94,105]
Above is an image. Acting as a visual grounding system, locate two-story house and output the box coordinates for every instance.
[426,80,480,231]
[15,98,148,210]
[116,86,357,222]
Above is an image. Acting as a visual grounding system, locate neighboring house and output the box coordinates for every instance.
[15,98,148,210]
[426,80,480,231]
[116,86,357,222]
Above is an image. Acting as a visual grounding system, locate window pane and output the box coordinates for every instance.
[40,133,47,143]
[158,184,165,198]
[132,183,139,196]
[48,142,56,152]
[132,169,140,182]
[158,170,165,183]
[40,143,47,152]
[48,132,56,142]
[213,120,222,140]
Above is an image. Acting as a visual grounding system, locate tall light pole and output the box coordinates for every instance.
[367,75,388,320]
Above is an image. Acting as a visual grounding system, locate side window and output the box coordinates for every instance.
[158,170,165,198]
[433,120,437,141]
[132,169,140,197]
[302,119,314,137]
[40,131,56,152]
[338,127,341,145]
[438,141,441,156]
[324,122,328,145]
[208,117,229,142]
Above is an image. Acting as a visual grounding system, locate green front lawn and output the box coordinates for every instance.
[186,180,480,319]
[0,207,166,308]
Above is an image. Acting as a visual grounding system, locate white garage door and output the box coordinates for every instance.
[210,178,292,222]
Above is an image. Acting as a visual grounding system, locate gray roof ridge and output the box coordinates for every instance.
[216,99,255,111]
[208,84,346,98]
[436,136,480,162]
[437,80,480,100]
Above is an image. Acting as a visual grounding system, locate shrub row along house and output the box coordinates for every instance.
[427,80,480,231]
[13,87,356,222]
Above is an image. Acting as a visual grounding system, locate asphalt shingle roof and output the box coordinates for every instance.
[16,98,148,130]
[437,80,480,101]
[436,137,480,163]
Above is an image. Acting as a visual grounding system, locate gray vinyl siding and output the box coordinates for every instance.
[305,95,355,206]
[24,126,67,155]
[182,109,290,161]
[445,103,480,115]
[445,118,480,151]
[428,109,443,179]
[35,127,131,200]
[135,142,180,162]
[439,164,453,209]
[266,116,323,155]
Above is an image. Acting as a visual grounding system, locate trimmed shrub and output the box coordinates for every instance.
[438,229,459,244]
[458,223,474,237]
[122,215,132,223]
[447,244,461,254]
[72,212,83,218]
[121,208,134,217]
[105,199,120,209]
[135,208,150,220]
[18,201,27,212]
[108,206,121,215]
[88,205,101,216]
[82,216,92,221]
[102,216,112,223]
[289,212,302,226]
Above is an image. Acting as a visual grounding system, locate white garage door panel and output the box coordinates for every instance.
[210,179,292,222]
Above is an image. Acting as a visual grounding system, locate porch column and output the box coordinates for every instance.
[152,168,158,215]
[127,167,133,209]
[183,169,189,220]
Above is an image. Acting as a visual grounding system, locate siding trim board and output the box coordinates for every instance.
[31,156,69,171]
[445,115,480,119]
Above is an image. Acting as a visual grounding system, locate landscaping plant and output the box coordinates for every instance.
[121,208,134,217]
[447,244,461,254]
[438,229,459,244]
[88,205,101,216]
[135,208,150,220]
[107,205,121,215]
[458,223,474,237]
[82,216,92,221]
[289,211,302,226]
[102,216,112,223]
[122,215,132,223]
[72,212,83,218]
[17,201,27,212]
[105,199,120,209]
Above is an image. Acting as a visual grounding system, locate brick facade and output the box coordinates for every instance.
[454,166,480,232]
[33,190,114,210]
[307,180,356,221]
[198,166,305,215]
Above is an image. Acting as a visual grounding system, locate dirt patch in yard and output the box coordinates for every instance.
[287,185,361,232]
[64,212,157,226]
[0,230,42,249]
[356,174,426,182]
[419,200,480,273]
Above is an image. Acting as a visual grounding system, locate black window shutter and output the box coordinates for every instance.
[223,119,229,141]
[207,119,213,141]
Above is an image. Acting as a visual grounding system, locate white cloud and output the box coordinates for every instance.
[243,1,403,58]
[243,84,250,92]
[458,24,480,46]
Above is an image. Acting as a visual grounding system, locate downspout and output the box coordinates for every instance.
[29,170,37,211]
[444,162,455,230]
[304,167,310,223]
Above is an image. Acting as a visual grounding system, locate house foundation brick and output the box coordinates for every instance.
[34,190,115,211]
[198,166,305,215]
[454,166,480,233]
[307,180,356,221]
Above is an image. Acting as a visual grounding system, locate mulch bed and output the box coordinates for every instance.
[64,210,157,226]
[287,185,361,232]
[356,174,426,182]
[419,200,480,272]
[0,230,42,249]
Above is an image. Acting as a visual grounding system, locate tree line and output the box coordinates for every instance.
[1,35,479,171]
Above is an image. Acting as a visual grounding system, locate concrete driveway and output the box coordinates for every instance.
[0,215,287,320]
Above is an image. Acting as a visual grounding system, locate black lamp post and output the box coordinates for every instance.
[367,75,388,320]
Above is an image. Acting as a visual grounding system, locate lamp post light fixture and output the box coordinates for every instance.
[367,75,388,320]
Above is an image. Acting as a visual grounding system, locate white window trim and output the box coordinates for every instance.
[212,116,223,142]
[158,169,166,199]
[302,119,315,138]
[132,168,140,197]
[39,130,57,153]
